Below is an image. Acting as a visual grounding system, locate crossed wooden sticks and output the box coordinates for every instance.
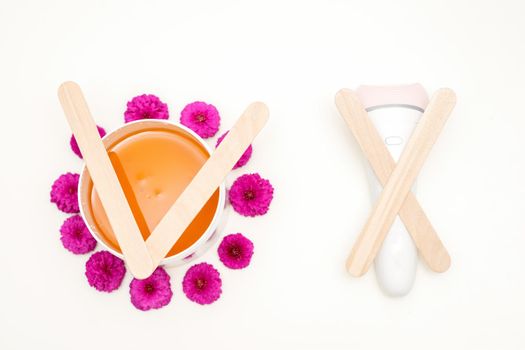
[335,88,456,277]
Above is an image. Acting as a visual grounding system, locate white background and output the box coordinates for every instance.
[1,0,524,349]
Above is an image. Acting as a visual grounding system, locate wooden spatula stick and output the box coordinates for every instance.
[345,88,456,277]
[146,102,269,266]
[335,89,451,273]
[58,82,154,278]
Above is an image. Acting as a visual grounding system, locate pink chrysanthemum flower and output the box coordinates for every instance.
[124,94,169,123]
[180,101,220,138]
[182,263,222,305]
[70,125,106,158]
[50,172,80,213]
[85,251,126,292]
[216,131,252,169]
[228,173,274,217]
[129,267,173,311]
[59,215,97,254]
[218,233,254,269]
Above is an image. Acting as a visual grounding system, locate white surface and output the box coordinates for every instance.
[1,0,525,349]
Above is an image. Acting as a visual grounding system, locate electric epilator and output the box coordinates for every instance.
[356,84,429,296]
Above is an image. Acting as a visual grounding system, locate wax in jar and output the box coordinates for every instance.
[88,127,220,257]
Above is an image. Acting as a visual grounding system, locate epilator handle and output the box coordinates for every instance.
[356,84,429,297]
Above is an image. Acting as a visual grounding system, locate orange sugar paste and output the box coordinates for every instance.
[87,127,220,257]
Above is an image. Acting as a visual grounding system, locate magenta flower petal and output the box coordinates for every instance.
[228,173,274,217]
[70,125,106,158]
[124,94,169,123]
[180,101,220,138]
[50,172,80,213]
[85,251,126,292]
[218,233,254,269]
[182,263,222,305]
[60,215,97,254]
[129,267,173,311]
[216,131,252,169]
